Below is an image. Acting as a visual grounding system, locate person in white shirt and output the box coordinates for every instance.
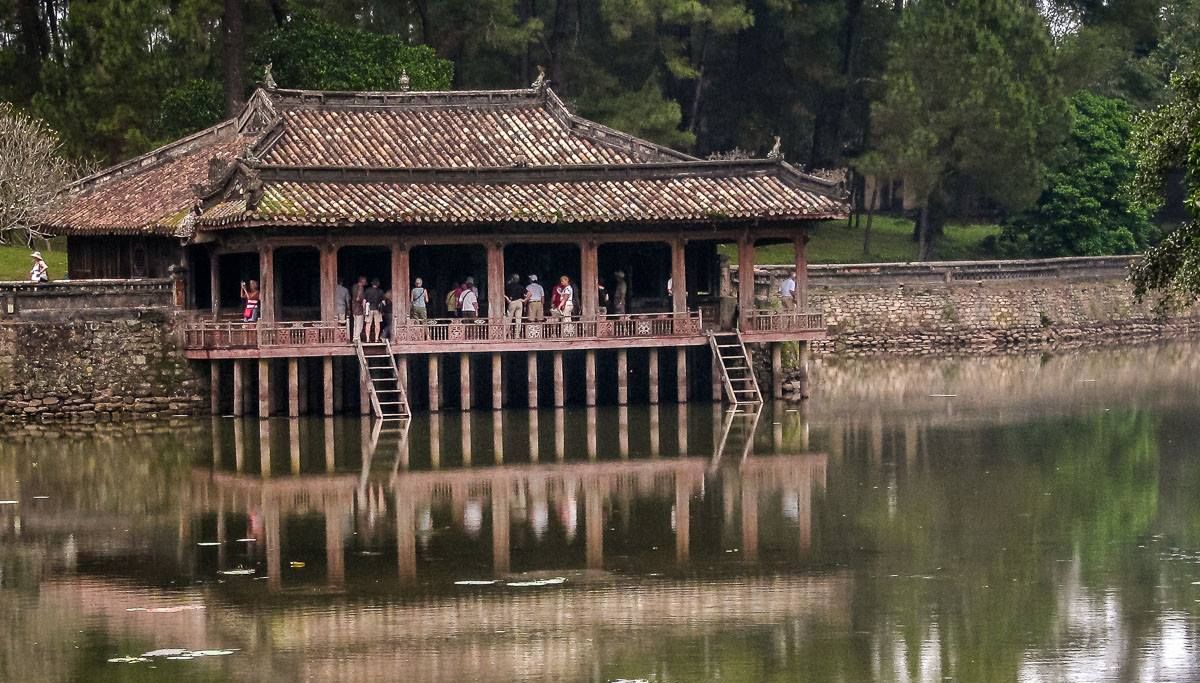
[525,274,545,321]
[552,275,574,319]
[29,251,48,283]
[779,271,797,311]
[459,277,479,317]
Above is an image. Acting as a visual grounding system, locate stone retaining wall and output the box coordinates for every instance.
[0,309,205,422]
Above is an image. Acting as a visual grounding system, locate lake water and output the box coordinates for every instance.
[3,342,1200,682]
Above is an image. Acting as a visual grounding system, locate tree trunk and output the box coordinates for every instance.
[223,0,246,116]
[686,31,709,135]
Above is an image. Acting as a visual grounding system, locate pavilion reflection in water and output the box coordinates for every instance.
[187,405,823,590]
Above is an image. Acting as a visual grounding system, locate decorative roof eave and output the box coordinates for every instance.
[540,89,696,163]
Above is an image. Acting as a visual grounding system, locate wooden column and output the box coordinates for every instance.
[528,410,540,462]
[319,244,337,322]
[486,241,505,319]
[676,347,688,402]
[491,352,503,410]
[460,354,472,410]
[210,250,221,318]
[287,358,300,417]
[771,343,783,399]
[738,234,755,325]
[397,356,408,402]
[322,357,334,416]
[428,355,441,412]
[392,241,410,320]
[258,244,276,323]
[526,352,538,408]
[794,231,809,311]
[585,350,597,406]
[209,361,221,415]
[671,237,687,314]
[259,416,272,475]
[648,350,660,404]
[258,359,271,417]
[552,352,565,408]
[586,407,598,459]
[324,417,336,471]
[712,352,724,402]
[616,349,628,405]
[580,239,598,317]
[232,360,245,417]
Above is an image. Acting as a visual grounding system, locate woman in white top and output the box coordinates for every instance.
[29,251,48,283]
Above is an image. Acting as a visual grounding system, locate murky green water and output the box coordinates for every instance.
[4,343,1200,682]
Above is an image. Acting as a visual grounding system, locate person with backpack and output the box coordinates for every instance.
[459,276,479,318]
[410,277,429,320]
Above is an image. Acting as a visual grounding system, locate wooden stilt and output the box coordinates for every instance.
[232,360,245,417]
[325,499,345,587]
[554,408,565,461]
[397,356,408,402]
[460,354,472,411]
[528,410,540,462]
[491,352,502,410]
[552,351,564,408]
[712,352,723,402]
[616,349,628,405]
[586,406,598,460]
[289,419,301,473]
[648,350,660,404]
[322,357,334,416]
[585,480,604,569]
[675,475,690,564]
[297,359,309,415]
[333,357,345,413]
[428,355,441,412]
[676,347,688,402]
[258,359,271,418]
[618,405,629,458]
[527,352,538,408]
[210,361,221,415]
[359,359,370,416]
[797,340,810,398]
[771,343,783,399]
[585,350,597,406]
[259,419,272,475]
[741,477,759,561]
[287,358,300,417]
[324,417,336,471]
[492,482,510,573]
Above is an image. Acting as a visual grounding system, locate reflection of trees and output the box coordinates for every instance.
[820,409,1160,682]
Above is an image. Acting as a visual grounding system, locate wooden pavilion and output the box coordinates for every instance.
[39,79,847,416]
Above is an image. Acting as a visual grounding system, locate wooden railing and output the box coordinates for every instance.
[392,311,704,344]
[741,310,825,334]
[183,311,704,351]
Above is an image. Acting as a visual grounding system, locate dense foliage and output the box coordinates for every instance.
[0,0,1195,266]
[999,92,1152,257]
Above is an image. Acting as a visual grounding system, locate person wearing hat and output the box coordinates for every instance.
[29,251,48,283]
[525,274,544,322]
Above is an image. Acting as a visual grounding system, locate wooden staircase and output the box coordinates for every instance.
[708,331,763,406]
[355,341,411,419]
[712,404,762,468]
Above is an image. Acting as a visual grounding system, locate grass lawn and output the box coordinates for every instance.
[0,240,68,282]
[723,215,1002,265]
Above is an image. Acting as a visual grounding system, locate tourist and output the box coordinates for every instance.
[379,290,394,341]
[335,279,350,330]
[459,276,479,318]
[779,271,797,311]
[525,275,544,321]
[504,273,526,336]
[612,271,627,315]
[364,278,385,342]
[351,276,367,341]
[552,275,574,319]
[596,277,609,315]
[240,279,260,322]
[29,251,48,283]
[666,276,673,299]
[410,277,429,319]
[446,281,462,318]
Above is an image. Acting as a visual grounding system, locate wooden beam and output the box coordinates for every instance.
[258,358,271,417]
[460,354,472,411]
[486,241,505,319]
[585,350,596,406]
[648,349,660,404]
[287,357,300,417]
[552,351,564,408]
[428,355,440,412]
[617,349,628,405]
[322,356,334,416]
[527,352,538,408]
[671,237,687,314]
[580,239,598,317]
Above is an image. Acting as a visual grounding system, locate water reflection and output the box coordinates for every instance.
[4,343,1200,682]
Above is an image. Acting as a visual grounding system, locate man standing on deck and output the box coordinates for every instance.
[779,271,797,311]
[505,273,526,337]
[364,278,385,342]
[335,279,351,333]
[351,276,367,342]
[525,274,544,321]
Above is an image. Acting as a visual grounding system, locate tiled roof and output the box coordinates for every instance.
[40,86,847,236]
[196,163,845,228]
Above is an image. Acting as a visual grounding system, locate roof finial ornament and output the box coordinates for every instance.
[399,68,411,92]
[767,136,783,160]
[531,65,546,91]
[262,62,277,89]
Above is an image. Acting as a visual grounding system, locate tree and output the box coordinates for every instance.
[870,0,1068,260]
[999,92,1151,257]
[1127,69,1200,313]
[0,104,78,244]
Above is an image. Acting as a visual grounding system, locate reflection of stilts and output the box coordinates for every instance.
[711,405,762,470]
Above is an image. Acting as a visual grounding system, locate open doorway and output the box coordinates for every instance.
[597,242,670,314]
[275,247,321,321]
[217,252,259,316]
[503,243,581,312]
[409,245,487,317]
[338,246,392,297]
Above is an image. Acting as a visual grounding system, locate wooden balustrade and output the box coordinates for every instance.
[741,310,824,333]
